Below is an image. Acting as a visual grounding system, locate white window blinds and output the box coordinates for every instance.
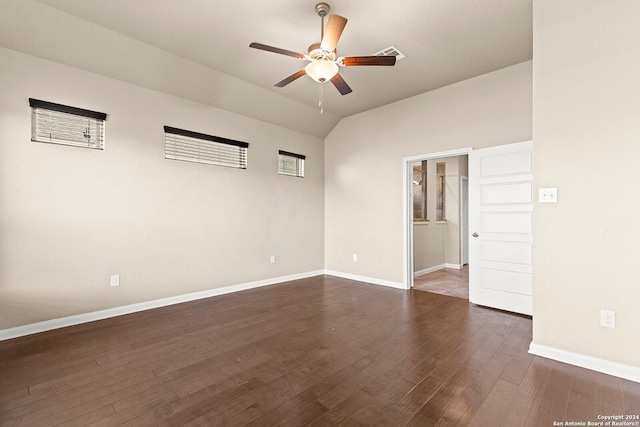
[164,126,248,169]
[278,150,305,178]
[29,98,106,149]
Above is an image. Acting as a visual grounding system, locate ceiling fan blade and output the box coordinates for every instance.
[320,14,348,52]
[341,56,396,66]
[249,42,305,59]
[330,73,353,95]
[274,69,307,87]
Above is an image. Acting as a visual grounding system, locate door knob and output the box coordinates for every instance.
[472,232,479,238]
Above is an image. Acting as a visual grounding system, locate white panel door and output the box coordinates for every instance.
[469,141,533,315]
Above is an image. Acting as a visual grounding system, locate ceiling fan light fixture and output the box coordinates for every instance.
[305,60,338,83]
[249,1,396,99]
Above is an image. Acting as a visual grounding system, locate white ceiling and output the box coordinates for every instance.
[27,0,532,137]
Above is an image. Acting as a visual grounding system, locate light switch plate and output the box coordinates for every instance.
[539,188,558,203]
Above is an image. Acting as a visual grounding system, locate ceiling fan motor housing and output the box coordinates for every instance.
[315,2,330,17]
[308,42,337,61]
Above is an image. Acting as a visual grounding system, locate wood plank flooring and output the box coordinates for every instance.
[0,275,638,426]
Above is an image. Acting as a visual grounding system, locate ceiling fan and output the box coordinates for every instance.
[249,2,396,99]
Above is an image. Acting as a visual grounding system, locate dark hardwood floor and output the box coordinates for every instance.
[0,275,638,426]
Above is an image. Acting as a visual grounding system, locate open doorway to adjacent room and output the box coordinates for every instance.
[404,149,470,299]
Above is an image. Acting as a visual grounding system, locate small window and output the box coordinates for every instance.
[436,162,446,221]
[164,126,248,169]
[278,150,305,178]
[29,98,106,149]
[412,161,427,221]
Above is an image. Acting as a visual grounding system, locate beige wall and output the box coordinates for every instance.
[325,61,532,284]
[0,48,325,329]
[413,224,445,273]
[532,1,640,367]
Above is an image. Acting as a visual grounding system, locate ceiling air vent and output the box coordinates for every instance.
[373,45,406,60]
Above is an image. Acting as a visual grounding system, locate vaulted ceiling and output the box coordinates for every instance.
[2,0,532,137]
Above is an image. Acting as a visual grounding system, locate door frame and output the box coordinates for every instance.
[460,175,469,266]
[402,147,473,290]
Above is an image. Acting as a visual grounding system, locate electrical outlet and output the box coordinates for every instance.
[353,254,358,262]
[110,274,120,287]
[600,309,615,328]
[270,255,276,264]
[538,187,558,203]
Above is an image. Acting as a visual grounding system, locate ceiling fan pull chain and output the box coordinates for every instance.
[319,82,324,114]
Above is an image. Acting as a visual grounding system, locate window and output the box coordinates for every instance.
[278,150,305,178]
[29,98,106,149]
[412,161,427,221]
[164,126,248,169]
[436,162,446,221]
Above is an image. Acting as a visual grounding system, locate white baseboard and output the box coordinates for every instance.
[0,270,324,342]
[414,264,462,278]
[414,264,445,277]
[529,341,640,383]
[324,270,406,290]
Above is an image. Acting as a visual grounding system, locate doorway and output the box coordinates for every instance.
[402,148,472,292]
